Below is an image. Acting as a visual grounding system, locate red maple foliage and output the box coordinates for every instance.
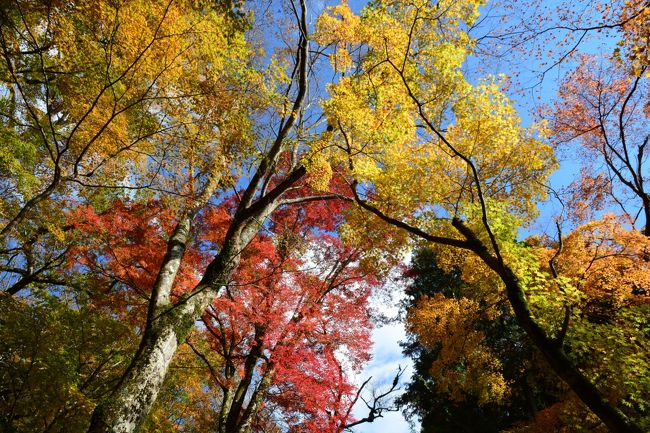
[67,182,377,430]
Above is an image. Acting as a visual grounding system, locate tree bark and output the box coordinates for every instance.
[236,368,273,433]
[224,327,265,433]
[86,166,307,433]
[642,196,650,237]
[87,225,247,433]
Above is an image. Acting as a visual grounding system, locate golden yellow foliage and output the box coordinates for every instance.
[407,294,508,404]
[316,1,557,255]
[1,0,257,203]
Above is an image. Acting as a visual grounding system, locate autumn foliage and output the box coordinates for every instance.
[1,0,649,432]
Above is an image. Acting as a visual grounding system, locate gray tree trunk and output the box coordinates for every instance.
[86,4,308,429]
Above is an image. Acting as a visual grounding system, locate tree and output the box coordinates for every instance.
[1,1,646,432]
[550,54,648,233]
[1,0,321,431]
[398,248,561,433]
[77,0,432,427]
[69,188,388,433]
[141,341,225,433]
[2,1,404,431]
[0,0,255,297]
[0,294,137,433]
[315,1,642,431]
[535,217,650,430]
[199,226,374,433]
[400,223,650,432]
[476,0,648,232]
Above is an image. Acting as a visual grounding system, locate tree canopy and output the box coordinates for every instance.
[0,0,648,432]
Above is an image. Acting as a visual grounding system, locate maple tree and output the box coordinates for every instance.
[473,0,648,84]
[528,217,650,430]
[549,52,648,233]
[197,213,375,433]
[400,222,650,432]
[0,0,255,299]
[314,1,645,431]
[3,0,321,431]
[68,189,395,433]
[479,0,649,233]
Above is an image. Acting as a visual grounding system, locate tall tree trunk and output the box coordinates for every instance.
[217,360,237,433]
[87,169,307,433]
[642,196,650,237]
[87,227,246,433]
[225,327,265,433]
[86,3,308,428]
[86,302,197,433]
[236,368,274,433]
